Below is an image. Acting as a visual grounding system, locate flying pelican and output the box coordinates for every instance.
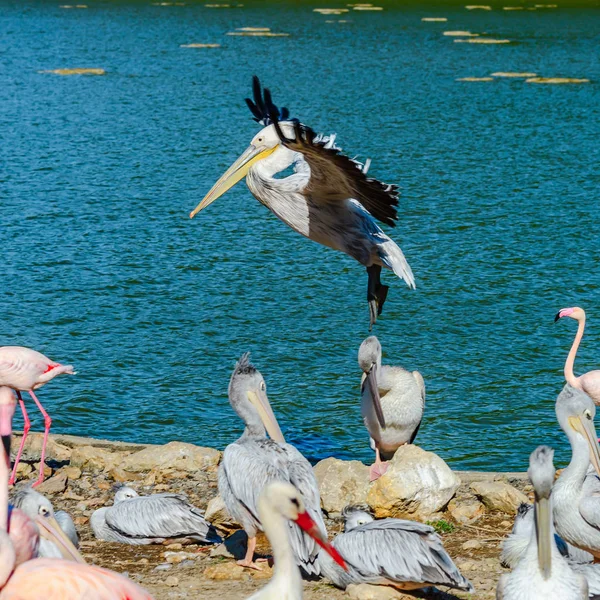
[497,445,588,600]
[11,488,81,559]
[553,385,600,559]
[358,336,425,481]
[0,345,75,486]
[246,482,346,600]
[500,503,592,569]
[91,486,221,545]
[555,308,600,405]
[0,390,154,599]
[190,77,415,329]
[317,505,473,593]
[219,353,326,572]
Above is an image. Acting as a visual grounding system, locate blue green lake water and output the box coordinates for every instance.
[1,0,599,470]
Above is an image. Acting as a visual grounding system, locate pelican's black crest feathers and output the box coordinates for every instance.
[233,352,257,376]
[245,76,290,126]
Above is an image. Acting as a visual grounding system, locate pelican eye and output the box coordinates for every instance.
[260,381,266,391]
[585,410,593,420]
[257,137,264,143]
[39,507,50,516]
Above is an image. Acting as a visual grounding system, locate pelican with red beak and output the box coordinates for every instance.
[190,77,415,329]
[358,336,425,481]
[218,354,327,573]
[247,482,346,600]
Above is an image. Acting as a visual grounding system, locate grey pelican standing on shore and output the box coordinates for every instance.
[317,505,473,593]
[246,482,346,600]
[358,336,425,480]
[190,77,415,329]
[553,385,600,559]
[218,353,326,573]
[497,445,588,600]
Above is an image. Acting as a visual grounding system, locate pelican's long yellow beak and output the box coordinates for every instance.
[569,415,600,474]
[190,144,277,218]
[36,515,86,564]
[247,389,286,444]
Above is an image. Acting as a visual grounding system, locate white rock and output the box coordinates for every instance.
[314,457,370,514]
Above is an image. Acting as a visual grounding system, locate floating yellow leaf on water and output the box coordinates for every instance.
[465,5,492,9]
[526,77,589,84]
[314,8,349,13]
[353,5,383,9]
[421,17,448,21]
[503,6,524,9]
[444,30,479,36]
[455,38,511,43]
[39,68,106,75]
[491,71,537,77]
[236,27,270,31]
[180,43,221,48]
[457,77,494,81]
[227,31,289,36]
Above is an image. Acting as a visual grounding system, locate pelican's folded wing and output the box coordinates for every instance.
[333,519,474,592]
[105,495,220,543]
[578,492,600,532]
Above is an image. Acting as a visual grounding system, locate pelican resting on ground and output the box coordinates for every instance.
[245,482,346,600]
[11,487,80,559]
[554,385,600,560]
[555,308,600,405]
[218,353,326,573]
[500,503,592,569]
[318,505,473,593]
[497,445,588,600]
[358,336,425,481]
[90,486,220,545]
[190,76,415,329]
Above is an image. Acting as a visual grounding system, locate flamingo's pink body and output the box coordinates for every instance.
[7,507,38,566]
[0,386,154,600]
[0,346,75,486]
[0,557,154,600]
[555,307,600,405]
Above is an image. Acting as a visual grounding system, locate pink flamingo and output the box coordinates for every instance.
[555,307,600,405]
[0,387,154,600]
[0,346,75,486]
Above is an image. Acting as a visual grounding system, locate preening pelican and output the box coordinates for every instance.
[90,486,220,546]
[246,482,346,600]
[11,488,81,560]
[553,385,600,559]
[317,505,473,593]
[218,353,326,573]
[555,308,600,405]
[358,336,425,481]
[500,503,592,569]
[190,77,415,329]
[497,445,588,600]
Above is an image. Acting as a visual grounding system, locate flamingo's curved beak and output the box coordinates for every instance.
[295,511,347,570]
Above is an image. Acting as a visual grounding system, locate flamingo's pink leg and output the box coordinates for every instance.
[9,393,31,486]
[29,390,51,487]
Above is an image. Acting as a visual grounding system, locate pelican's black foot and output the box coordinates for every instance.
[367,265,388,330]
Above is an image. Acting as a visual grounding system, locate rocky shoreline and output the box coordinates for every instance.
[9,431,532,599]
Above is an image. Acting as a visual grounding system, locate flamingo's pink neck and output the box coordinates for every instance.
[565,314,586,388]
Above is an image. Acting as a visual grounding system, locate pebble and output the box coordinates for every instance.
[462,539,483,550]
[165,576,179,587]
[154,563,173,572]
[458,560,476,571]
[500,520,512,527]
[138,558,149,565]
[164,551,197,564]
[166,543,183,550]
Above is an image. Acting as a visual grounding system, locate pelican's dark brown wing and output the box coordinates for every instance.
[245,76,290,127]
[266,102,399,227]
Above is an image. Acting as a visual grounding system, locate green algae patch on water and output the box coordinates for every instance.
[455,38,511,43]
[457,77,494,81]
[526,77,589,84]
[226,31,289,37]
[314,8,350,14]
[422,17,448,21]
[39,68,106,76]
[465,4,492,9]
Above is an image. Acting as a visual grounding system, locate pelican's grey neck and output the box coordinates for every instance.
[229,385,266,440]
